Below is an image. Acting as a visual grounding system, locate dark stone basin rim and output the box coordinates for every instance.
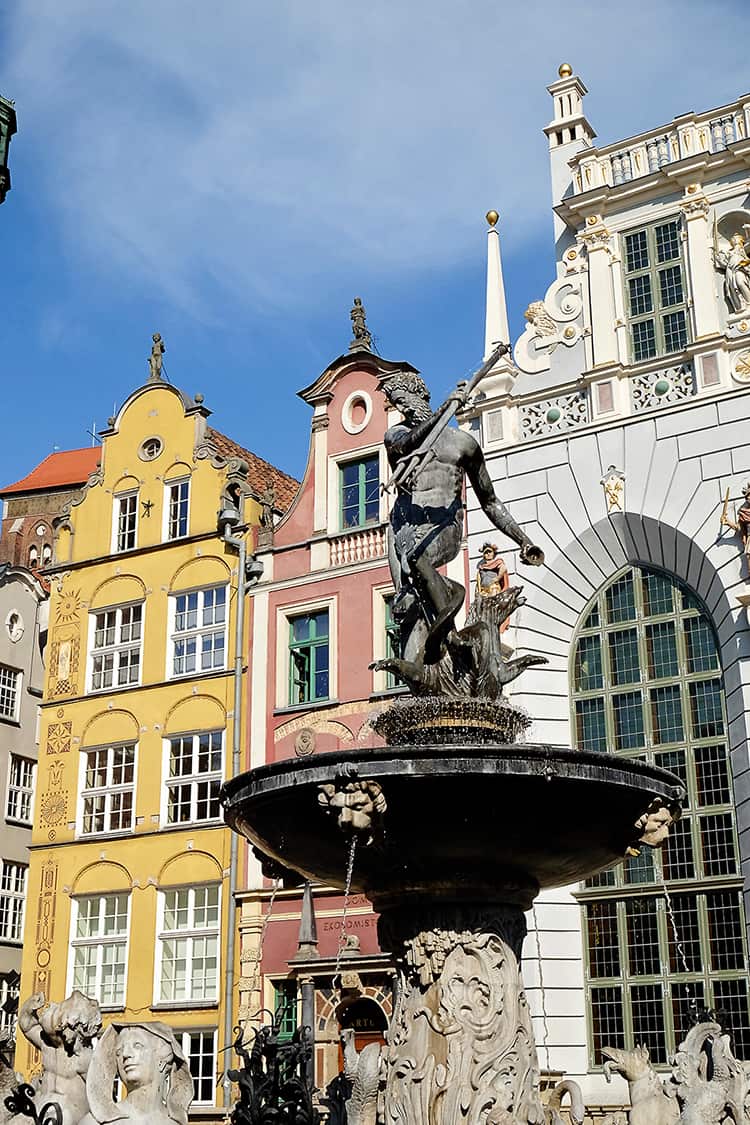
[221,743,686,810]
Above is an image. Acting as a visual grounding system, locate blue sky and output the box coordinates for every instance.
[2,1,748,487]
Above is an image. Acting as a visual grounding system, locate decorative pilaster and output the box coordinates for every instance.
[377,903,545,1125]
[680,185,722,339]
[581,216,618,367]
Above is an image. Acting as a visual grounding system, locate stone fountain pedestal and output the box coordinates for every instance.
[222,734,683,1125]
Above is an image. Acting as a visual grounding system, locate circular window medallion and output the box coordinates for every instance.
[139,436,163,462]
[341,390,373,436]
[36,524,46,537]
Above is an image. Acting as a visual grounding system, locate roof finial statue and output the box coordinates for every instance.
[147,333,165,381]
[349,296,372,353]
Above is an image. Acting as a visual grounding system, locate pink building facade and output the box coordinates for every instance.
[237,337,469,1085]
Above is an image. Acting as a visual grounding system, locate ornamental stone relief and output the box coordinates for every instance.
[732,348,750,383]
[630,364,697,412]
[514,278,584,375]
[519,390,588,439]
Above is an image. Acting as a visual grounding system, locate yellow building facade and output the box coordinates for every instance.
[19,376,296,1114]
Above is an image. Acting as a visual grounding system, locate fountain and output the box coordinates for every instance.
[222,346,687,1124]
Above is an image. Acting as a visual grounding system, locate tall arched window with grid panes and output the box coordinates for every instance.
[572,565,750,1067]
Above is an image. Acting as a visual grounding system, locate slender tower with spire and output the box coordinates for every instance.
[480,210,516,402]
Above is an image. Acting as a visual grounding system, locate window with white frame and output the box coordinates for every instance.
[80,744,135,835]
[178,1029,218,1104]
[166,732,223,825]
[90,605,143,691]
[70,893,129,1007]
[166,480,190,541]
[170,587,227,677]
[0,862,26,943]
[114,492,138,553]
[158,885,220,1003]
[0,667,20,722]
[622,219,690,363]
[6,755,34,824]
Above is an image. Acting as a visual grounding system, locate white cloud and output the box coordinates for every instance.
[6,0,749,319]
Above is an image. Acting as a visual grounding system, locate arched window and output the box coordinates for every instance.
[28,545,38,568]
[572,565,750,1066]
[41,544,52,565]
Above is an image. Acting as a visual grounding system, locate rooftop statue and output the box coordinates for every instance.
[147,333,165,382]
[17,991,102,1125]
[83,1023,193,1125]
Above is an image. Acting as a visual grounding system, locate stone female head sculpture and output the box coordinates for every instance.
[84,1022,193,1125]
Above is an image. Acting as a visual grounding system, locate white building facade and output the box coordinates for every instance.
[465,68,750,1108]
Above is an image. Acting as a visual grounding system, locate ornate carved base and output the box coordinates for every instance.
[376,902,546,1125]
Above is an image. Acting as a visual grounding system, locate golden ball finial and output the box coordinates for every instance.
[486,210,499,227]
[558,63,573,78]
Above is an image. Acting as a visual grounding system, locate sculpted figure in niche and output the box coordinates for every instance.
[714,228,750,313]
[83,1023,193,1125]
[18,991,103,1125]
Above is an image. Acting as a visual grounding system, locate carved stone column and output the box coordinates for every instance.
[377,902,545,1125]
[582,217,618,368]
[680,188,721,340]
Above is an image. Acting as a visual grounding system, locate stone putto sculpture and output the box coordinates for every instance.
[82,1023,193,1125]
[18,991,102,1125]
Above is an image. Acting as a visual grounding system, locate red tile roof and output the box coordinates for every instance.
[206,428,299,510]
[0,447,102,497]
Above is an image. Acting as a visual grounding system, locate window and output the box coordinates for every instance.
[0,667,19,722]
[80,744,135,835]
[340,456,379,529]
[28,546,38,568]
[574,566,749,1065]
[289,611,329,704]
[622,220,690,362]
[0,862,26,942]
[70,893,129,1007]
[166,732,222,824]
[171,587,227,677]
[90,605,143,691]
[6,755,34,824]
[274,980,298,1042]
[384,595,402,690]
[166,480,190,540]
[158,886,219,1003]
[178,1029,217,1104]
[114,492,138,552]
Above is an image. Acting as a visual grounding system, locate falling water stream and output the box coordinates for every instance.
[530,903,552,1074]
[333,836,359,990]
[654,851,697,1021]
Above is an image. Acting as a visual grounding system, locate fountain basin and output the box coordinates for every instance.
[222,743,684,909]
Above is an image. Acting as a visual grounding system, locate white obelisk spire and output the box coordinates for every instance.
[484,210,511,361]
